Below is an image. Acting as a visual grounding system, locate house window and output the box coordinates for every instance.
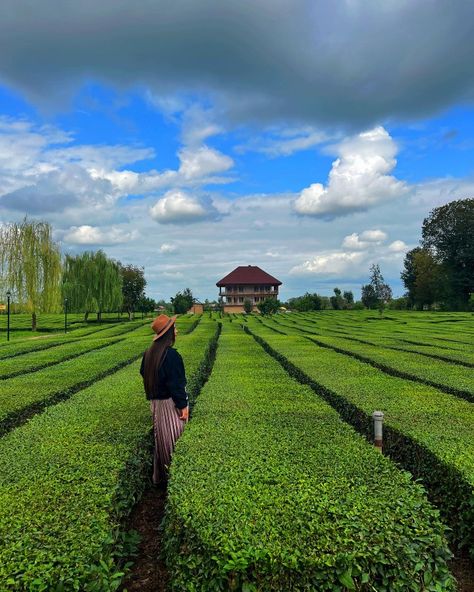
[238,286,243,292]
[239,297,243,303]
[265,286,270,292]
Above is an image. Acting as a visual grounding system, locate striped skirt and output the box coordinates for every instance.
[150,398,187,485]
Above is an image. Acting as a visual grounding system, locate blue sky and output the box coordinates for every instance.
[1,1,474,302]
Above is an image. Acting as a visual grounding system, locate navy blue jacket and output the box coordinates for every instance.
[140,347,188,409]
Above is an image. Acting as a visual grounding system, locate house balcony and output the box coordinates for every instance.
[218,286,279,296]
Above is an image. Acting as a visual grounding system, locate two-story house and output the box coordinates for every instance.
[216,265,282,313]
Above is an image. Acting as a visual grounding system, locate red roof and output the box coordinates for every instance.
[216,266,282,286]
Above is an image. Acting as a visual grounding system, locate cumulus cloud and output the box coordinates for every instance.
[342,229,387,249]
[290,251,366,276]
[150,189,220,224]
[0,115,235,223]
[94,144,234,194]
[0,165,116,214]
[178,146,233,180]
[63,225,138,245]
[388,240,408,253]
[293,127,408,218]
[1,2,474,126]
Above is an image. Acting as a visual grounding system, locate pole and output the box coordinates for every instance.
[6,291,11,342]
[64,298,68,334]
[373,411,384,452]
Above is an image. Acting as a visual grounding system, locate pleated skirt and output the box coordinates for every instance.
[150,398,187,485]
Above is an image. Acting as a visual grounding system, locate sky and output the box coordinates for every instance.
[1,1,474,302]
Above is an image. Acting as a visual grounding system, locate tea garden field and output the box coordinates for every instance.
[0,310,472,591]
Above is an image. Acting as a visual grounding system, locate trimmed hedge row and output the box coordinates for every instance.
[0,319,148,360]
[332,336,474,368]
[0,318,220,591]
[0,312,137,333]
[0,336,79,360]
[294,312,474,347]
[0,329,154,436]
[163,321,454,591]
[0,336,124,379]
[181,315,202,335]
[245,319,474,558]
[304,334,474,401]
[278,317,474,400]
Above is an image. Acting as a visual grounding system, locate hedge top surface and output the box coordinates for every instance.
[164,322,454,591]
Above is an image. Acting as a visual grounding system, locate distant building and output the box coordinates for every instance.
[188,303,204,314]
[216,265,282,313]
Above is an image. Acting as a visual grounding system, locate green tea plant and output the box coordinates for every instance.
[163,322,454,591]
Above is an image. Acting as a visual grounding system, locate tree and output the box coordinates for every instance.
[365,264,392,314]
[243,299,253,314]
[62,252,97,321]
[330,287,344,310]
[288,292,323,311]
[171,288,194,314]
[414,249,442,309]
[421,198,474,308]
[121,264,146,320]
[401,247,422,308]
[137,295,156,315]
[0,218,62,330]
[388,296,409,310]
[257,297,280,315]
[62,250,122,321]
[343,291,354,307]
[361,284,378,309]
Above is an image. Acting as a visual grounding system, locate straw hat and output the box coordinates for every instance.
[151,314,177,341]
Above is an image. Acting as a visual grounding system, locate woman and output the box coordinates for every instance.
[140,314,189,486]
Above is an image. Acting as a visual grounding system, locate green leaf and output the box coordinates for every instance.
[338,569,356,590]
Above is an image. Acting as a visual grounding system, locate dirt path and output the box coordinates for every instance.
[451,554,474,592]
[120,485,169,592]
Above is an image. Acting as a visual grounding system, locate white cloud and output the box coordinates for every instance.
[150,189,219,224]
[290,251,366,276]
[180,104,223,147]
[293,127,408,218]
[388,240,408,253]
[342,229,387,250]
[178,146,233,180]
[160,243,177,253]
[63,225,138,245]
[92,145,234,195]
[360,229,387,242]
[236,127,332,157]
[0,115,236,224]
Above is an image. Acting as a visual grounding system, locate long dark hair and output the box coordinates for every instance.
[142,325,176,396]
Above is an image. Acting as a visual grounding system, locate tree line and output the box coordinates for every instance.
[285,198,473,313]
[0,218,151,330]
[401,198,473,310]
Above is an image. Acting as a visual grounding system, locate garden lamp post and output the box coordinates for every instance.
[6,290,11,342]
[64,298,68,334]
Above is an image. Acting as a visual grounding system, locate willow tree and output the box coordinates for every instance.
[62,250,122,321]
[62,252,99,321]
[0,218,62,330]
